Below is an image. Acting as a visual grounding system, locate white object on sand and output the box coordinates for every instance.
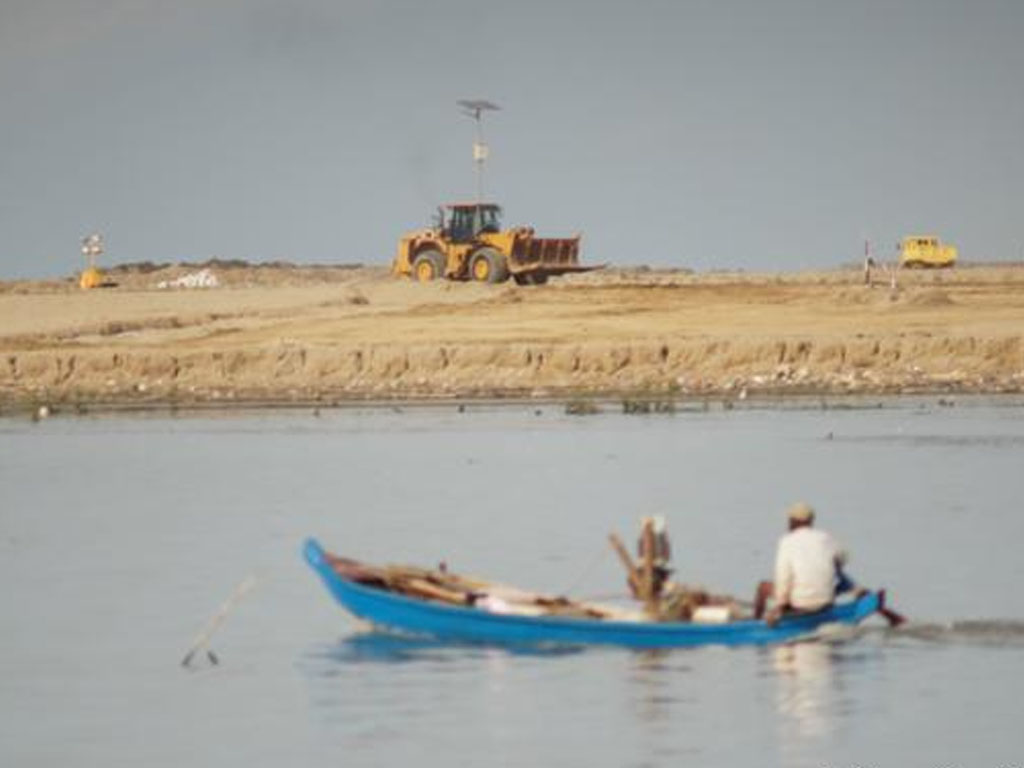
[157,269,219,289]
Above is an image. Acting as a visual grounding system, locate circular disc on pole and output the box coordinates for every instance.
[457,99,500,119]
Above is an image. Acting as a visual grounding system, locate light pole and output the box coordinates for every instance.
[80,233,104,289]
[457,99,500,206]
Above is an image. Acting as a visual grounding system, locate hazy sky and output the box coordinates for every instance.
[1,0,1021,279]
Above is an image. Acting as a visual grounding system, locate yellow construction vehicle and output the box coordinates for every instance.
[79,264,104,289]
[899,235,957,268]
[393,203,590,285]
[79,233,106,289]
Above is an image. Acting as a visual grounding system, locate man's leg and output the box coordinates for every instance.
[753,580,773,619]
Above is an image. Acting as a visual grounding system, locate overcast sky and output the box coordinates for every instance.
[1,0,1021,279]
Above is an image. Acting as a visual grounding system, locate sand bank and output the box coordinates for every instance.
[2,263,1022,411]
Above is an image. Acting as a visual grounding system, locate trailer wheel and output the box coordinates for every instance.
[470,249,509,284]
[514,272,548,286]
[412,250,446,282]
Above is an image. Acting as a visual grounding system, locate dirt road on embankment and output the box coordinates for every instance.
[2,262,1023,411]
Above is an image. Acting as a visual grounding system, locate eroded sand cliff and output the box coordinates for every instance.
[2,263,1022,410]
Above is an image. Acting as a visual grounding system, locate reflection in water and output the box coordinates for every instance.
[772,642,838,741]
[303,634,589,671]
[627,650,691,724]
[623,650,704,763]
[770,635,888,766]
[836,433,1024,449]
[630,651,679,724]
[309,632,466,665]
[298,630,594,751]
[304,630,587,668]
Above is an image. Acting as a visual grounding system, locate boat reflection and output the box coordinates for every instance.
[772,641,841,740]
[627,650,693,724]
[307,629,588,667]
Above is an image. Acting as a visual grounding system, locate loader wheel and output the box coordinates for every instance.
[412,250,446,282]
[469,249,509,284]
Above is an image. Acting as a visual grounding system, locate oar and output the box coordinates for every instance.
[841,569,907,628]
[877,589,907,627]
[181,574,258,668]
[607,533,643,599]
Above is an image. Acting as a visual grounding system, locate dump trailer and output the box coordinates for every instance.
[899,236,957,268]
[393,203,592,285]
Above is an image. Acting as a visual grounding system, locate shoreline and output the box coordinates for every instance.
[5,388,1024,421]
[3,263,1022,414]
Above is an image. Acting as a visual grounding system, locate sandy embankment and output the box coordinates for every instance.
[1,263,1023,410]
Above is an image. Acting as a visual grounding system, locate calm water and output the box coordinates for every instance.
[2,399,1024,767]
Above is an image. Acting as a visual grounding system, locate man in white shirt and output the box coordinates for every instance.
[754,502,850,624]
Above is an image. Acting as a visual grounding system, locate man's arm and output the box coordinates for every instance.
[831,536,854,594]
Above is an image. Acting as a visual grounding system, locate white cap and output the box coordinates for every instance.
[787,502,815,523]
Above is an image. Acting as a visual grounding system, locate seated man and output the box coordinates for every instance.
[754,502,852,624]
[636,515,672,599]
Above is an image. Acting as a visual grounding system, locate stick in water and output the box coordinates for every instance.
[181,575,259,668]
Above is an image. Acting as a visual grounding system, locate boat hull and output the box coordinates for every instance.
[304,539,881,648]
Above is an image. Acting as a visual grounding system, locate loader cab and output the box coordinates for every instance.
[443,204,502,242]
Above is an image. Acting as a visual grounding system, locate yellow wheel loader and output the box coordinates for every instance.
[393,203,592,285]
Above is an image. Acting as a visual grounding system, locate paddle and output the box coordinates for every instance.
[608,533,643,599]
[876,589,907,627]
[839,568,907,627]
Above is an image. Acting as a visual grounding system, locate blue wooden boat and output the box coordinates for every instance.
[304,538,887,648]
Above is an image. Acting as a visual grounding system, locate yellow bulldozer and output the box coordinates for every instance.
[393,203,591,285]
[899,235,957,268]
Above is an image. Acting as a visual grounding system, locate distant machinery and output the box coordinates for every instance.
[899,236,958,268]
[79,233,105,289]
[392,100,592,285]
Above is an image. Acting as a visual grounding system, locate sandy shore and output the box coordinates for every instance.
[2,262,1023,411]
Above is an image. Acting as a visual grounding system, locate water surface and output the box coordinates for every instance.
[2,399,1023,766]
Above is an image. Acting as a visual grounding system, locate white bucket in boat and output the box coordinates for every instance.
[692,605,732,624]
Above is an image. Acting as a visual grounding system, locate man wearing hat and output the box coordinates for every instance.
[637,515,672,598]
[754,502,852,624]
